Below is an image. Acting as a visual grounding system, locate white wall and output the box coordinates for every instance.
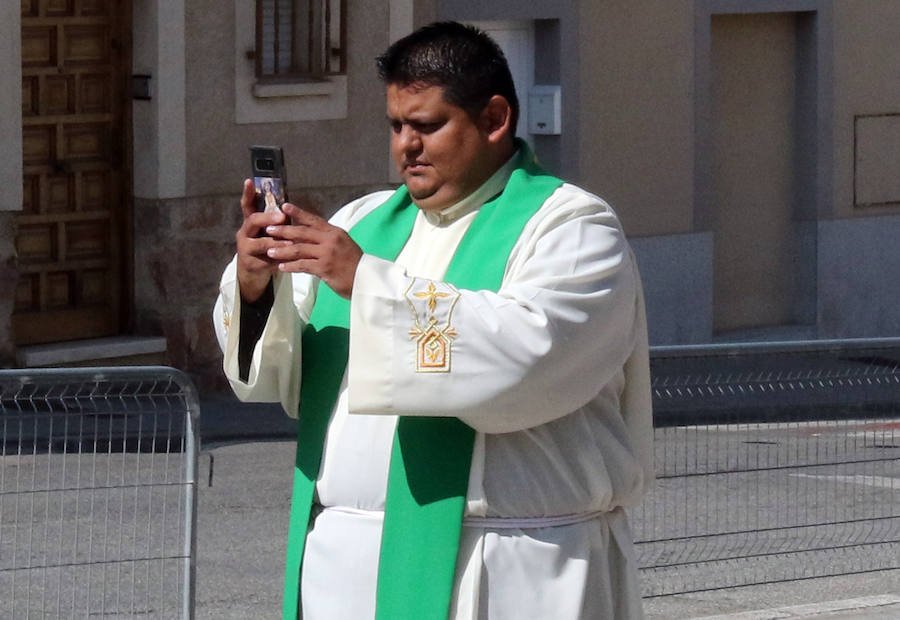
[132,0,187,199]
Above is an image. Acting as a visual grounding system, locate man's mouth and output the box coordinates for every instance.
[404,161,429,173]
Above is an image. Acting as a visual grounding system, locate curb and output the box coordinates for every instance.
[692,595,900,619]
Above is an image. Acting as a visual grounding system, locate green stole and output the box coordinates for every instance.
[283,144,562,620]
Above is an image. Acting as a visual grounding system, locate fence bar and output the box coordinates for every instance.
[0,366,199,619]
[634,340,900,597]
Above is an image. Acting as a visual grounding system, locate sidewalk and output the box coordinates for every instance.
[641,575,900,620]
[692,595,900,619]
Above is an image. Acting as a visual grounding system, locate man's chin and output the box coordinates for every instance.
[406,188,450,212]
[405,181,437,202]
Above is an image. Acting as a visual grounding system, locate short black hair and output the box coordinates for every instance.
[377,21,519,136]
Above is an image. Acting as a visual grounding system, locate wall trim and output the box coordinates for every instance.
[1,3,22,212]
[132,0,187,199]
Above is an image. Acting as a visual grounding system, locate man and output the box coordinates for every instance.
[214,21,653,620]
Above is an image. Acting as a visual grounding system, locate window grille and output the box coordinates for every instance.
[256,0,346,80]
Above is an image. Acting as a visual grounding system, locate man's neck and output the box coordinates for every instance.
[424,144,521,225]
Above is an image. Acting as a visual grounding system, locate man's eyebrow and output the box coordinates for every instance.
[385,114,435,126]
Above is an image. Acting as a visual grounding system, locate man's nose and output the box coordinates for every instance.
[397,125,422,152]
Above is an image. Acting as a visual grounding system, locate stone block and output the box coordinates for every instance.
[161,312,226,392]
[818,214,900,337]
[134,197,169,242]
[143,240,234,307]
[630,232,714,345]
[0,214,17,366]
[176,195,243,235]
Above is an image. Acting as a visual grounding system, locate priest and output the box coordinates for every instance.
[213,21,654,620]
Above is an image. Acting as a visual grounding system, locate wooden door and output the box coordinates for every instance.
[16,0,130,345]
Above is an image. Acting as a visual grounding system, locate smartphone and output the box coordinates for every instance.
[249,145,288,215]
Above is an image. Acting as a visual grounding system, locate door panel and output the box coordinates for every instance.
[710,13,800,334]
[15,0,129,346]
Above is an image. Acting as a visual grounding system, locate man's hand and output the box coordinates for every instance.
[235,179,292,303]
[265,203,364,299]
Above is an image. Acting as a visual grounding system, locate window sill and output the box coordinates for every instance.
[235,69,348,124]
[252,78,341,99]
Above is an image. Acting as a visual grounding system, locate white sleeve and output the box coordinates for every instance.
[212,190,396,417]
[346,185,641,434]
[213,260,314,417]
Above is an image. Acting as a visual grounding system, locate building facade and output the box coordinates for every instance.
[2,0,900,390]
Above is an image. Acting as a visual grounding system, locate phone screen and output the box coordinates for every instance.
[249,146,287,214]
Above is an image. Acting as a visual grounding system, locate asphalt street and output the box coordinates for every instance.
[194,394,900,619]
[4,357,895,618]
[0,345,900,620]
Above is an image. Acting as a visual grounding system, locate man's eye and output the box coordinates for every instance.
[416,122,442,134]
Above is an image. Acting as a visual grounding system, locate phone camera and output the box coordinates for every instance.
[257,158,275,171]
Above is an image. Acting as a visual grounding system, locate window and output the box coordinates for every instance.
[256,0,346,81]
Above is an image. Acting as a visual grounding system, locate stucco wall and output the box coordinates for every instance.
[436,0,697,238]
[831,0,900,217]
[183,1,393,197]
[576,0,695,238]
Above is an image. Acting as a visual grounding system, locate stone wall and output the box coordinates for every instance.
[134,184,393,394]
[818,213,900,339]
[0,213,17,367]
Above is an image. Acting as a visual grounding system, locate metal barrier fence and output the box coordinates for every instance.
[0,367,199,619]
[632,339,900,597]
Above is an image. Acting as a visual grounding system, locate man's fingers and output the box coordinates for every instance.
[281,203,328,228]
[276,258,324,276]
[266,240,321,262]
[239,179,257,219]
[264,224,325,244]
[238,236,291,263]
[239,212,288,242]
[239,179,287,234]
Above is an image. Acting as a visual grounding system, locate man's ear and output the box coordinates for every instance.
[479,95,513,144]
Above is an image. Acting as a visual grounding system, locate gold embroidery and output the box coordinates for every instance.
[414,282,451,313]
[223,311,231,331]
[405,280,460,373]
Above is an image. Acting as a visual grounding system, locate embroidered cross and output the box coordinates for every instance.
[414,282,451,313]
[405,280,461,373]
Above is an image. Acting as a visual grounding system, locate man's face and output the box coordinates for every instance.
[387,83,494,212]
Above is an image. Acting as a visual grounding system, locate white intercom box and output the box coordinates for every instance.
[528,85,561,135]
